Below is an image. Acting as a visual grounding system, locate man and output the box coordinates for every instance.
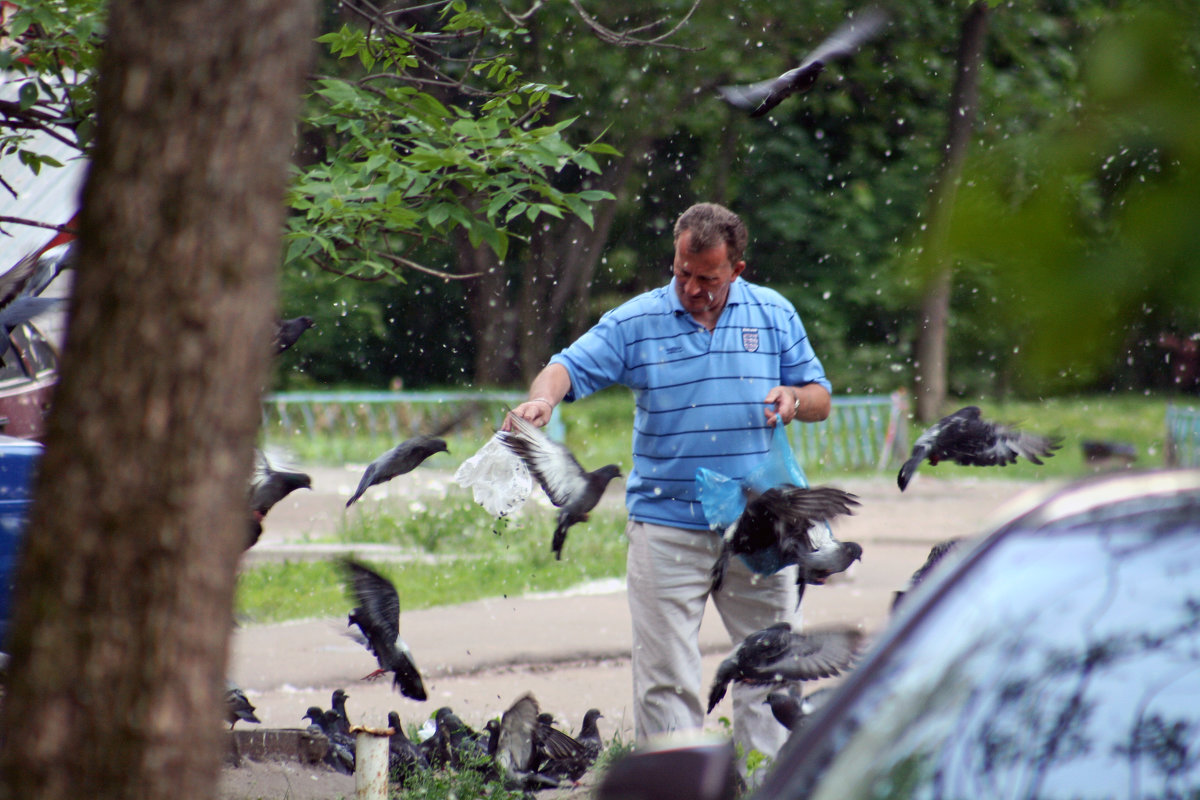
[509,202,831,767]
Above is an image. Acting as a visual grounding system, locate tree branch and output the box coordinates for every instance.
[0,215,79,236]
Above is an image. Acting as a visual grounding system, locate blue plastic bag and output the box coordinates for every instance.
[696,423,814,575]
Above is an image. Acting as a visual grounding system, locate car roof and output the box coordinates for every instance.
[753,468,1200,800]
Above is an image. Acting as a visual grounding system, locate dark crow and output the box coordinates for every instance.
[346,435,449,508]
[707,623,862,713]
[246,450,311,549]
[387,710,430,781]
[342,558,427,701]
[891,537,965,611]
[499,411,622,559]
[496,694,562,791]
[710,483,861,603]
[224,685,261,729]
[716,6,888,117]
[898,406,1062,491]
[273,315,315,354]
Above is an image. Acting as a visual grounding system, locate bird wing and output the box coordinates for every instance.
[755,627,863,682]
[794,6,889,72]
[499,413,589,508]
[343,559,402,647]
[497,694,539,775]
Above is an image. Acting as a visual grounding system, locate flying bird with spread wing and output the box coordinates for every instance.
[246,450,312,549]
[342,558,427,701]
[499,411,621,560]
[716,6,889,117]
[897,406,1062,491]
[273,315,315,354]
[707,622,863,713]
[710,483,861,604]
[346,435,449,507]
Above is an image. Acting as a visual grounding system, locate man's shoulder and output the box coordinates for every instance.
[735,280,797,317]
[604,284,675,322]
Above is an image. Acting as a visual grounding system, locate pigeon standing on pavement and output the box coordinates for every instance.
[303,706,356,774]
[897,406,1062,491]
[707,622,863,713]
[330,688,353,737]
[499,411,622,560]
[716,6,889,117]
[345,435,449,507]
[387,710,430,781]
[273,315,315,354]
[342,558,428,701]
[246,451,312,549]
[710,483,861,603]
[224,685,261,729]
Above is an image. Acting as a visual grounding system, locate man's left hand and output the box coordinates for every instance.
[764,385,800,427]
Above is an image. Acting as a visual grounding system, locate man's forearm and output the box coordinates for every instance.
[792,383,831,423]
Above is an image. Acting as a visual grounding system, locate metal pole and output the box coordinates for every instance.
[353,725,392,800]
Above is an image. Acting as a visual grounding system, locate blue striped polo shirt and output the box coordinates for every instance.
[549,277,831,531]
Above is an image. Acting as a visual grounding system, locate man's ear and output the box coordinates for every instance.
[731,260,747,279]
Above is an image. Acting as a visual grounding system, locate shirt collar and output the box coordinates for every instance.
[666,276,746,316]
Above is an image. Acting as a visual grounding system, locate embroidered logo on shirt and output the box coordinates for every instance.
[742,328,760,352]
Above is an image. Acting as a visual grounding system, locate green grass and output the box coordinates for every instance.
[235,490,628,624]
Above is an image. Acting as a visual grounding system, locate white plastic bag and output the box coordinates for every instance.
[453,433,534,517]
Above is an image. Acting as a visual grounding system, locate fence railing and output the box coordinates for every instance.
[261,390,907,471]
[793,391,908,471]
[1166,404,1200,467]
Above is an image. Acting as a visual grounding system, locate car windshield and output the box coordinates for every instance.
[806,496,1200,800]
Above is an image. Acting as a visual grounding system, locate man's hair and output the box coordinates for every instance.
[673,203,748,263]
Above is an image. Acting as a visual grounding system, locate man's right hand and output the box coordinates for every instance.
[505,398,554,430]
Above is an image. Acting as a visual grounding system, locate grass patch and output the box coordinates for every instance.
[236,489,627,624]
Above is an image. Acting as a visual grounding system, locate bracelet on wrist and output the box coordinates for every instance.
[529,397,555,411]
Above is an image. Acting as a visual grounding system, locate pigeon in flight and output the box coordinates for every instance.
[341,558,428,701]
[710,483,861,604]
[246,451,311,549]
[224,684,261,729]
[891,537,965,611]
[707,622,863,713]
[897,406,1062,491]
[346,435,449,507]
[716,6,889,117]
[273,315,315,354]
[499,411,622,560]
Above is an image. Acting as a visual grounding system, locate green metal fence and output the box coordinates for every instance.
[1166,404,1200,467]
[261,390,908,472]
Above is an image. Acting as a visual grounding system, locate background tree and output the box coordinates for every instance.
[0,2,316,800]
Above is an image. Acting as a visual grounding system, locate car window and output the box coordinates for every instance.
[799,498,1200,800]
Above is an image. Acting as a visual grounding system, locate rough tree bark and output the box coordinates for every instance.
[913,1,989,422]
[0,1,315,798]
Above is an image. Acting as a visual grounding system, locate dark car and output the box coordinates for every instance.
[599,469,1200,800]
[0,320,58,439]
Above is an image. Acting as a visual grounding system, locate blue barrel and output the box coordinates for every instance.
[0,436,41,646]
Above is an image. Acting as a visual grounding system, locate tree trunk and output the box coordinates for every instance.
[0,1,315,798]
[913,1,989,422]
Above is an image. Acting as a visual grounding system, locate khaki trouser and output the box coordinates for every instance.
[625,519,802,772]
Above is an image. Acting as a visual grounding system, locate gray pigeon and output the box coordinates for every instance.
[496,694,561,791]
[499,411,621,560]
[707,623,862,713]
[387,710,430,781]
[224,685,261,729]
[716,6,888,117]
[898,406,1062,491]
[346,435,449,507]
[710,483,861,605]
[342,559,427,701]
[273,315,315,354]
[246,451,311,549]
[891,537,965,611]
[766,684,833,731]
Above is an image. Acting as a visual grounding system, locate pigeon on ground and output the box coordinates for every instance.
[576,709,604,766]
[710,483,861,604]
[273,315,315,354]
[425,707,489,770]
[495,694,562,791]
[707,623,863,713]
[345,435,449,507]
[330,688,353,737]
[716,6,889,117]
[766,684,833,731]
[891,537,965,611]
[533,711,594,784]
[387,710,430,781]
[224,685,261,729]
[342,558,427,701]
[897,406,1062,491]
[246,451,312,549]
[499,411,622,559]
[303,706,356,774]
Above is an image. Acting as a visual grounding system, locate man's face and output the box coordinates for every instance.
[672,230,745,316]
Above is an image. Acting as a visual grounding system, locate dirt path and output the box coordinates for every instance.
[221,465,1048,799]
